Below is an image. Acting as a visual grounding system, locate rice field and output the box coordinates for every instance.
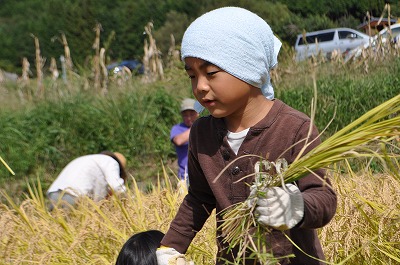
[0,162,399,264]
[0,24,399,264]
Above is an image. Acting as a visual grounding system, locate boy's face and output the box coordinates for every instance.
[184,57,254,119]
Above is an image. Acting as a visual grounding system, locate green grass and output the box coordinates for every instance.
[275,57,400,136]
[0,68,193,201]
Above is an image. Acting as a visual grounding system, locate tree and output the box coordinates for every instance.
[0,0,399,73]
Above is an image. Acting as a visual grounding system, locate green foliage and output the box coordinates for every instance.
[275,59,400,138]
[1,0,399,73]
[153,10,191,62]
[284,14,337,44]
[0,84,182,184]
[1,55,399,199]
[0,0,173,70]
[230,1,295,43]
[302,14,337,32]
[274,0,399,19]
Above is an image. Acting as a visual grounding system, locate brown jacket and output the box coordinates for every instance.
[161,99,337,264]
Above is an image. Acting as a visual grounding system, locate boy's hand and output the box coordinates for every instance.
[156,247,186,265]
[248,184,304,230]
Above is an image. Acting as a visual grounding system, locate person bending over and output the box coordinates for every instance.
[47,151,127,210]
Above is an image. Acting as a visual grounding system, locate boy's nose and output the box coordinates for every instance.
[195,76,210,92]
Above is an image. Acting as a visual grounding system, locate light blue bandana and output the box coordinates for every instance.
[181,7,282,113]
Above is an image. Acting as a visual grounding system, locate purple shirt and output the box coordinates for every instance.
[170,122,189,179]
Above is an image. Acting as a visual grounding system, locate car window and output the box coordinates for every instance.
[381,27,400,38]
[298,32,335,45]
[338,30,363,39]
[393,27,400,37]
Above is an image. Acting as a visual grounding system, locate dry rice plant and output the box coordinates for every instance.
[31,34,45,98]
[49,57,60,81]
[0,170,217,265]
[0,156,14,176]
[1,163,400,264]
[20,57,30,86]
[218,94,400,264]
[342,3,399,71]
[142,22,164,83]
[321,169,400,265]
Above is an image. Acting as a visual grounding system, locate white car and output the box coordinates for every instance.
[344,23,400,62]
[294,28,370,61]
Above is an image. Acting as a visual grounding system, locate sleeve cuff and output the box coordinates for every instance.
[160,227,194,254]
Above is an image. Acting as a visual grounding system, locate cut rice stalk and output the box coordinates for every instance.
[218,94,400,263]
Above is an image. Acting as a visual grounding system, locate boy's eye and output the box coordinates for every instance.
[207,70,220,76]
[185,71,195,79]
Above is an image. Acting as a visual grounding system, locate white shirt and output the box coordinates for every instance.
[47,154,126,201]
[227,128,249,155]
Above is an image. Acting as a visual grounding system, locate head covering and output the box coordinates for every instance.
[180,98,196,112]
[100,151,127,180]
[113,152,127,168]
[181,7,282,112]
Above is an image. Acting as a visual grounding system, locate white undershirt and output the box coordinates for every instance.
[227,128,250,155]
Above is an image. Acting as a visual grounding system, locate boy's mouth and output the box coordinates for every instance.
[202,99,216,108]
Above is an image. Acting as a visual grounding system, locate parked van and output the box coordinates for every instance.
[344,23,400,62]
[295,28,370,61]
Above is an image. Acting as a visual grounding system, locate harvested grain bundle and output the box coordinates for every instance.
[217,94,400,264]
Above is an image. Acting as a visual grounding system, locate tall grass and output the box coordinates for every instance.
[275,57,400,134]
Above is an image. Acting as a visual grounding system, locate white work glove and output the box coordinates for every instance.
[248,184,304,230]
[156,247,186,265]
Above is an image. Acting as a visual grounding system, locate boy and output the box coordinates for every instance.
[157,7,337,265]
